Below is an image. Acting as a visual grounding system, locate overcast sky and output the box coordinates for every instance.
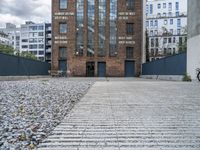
[0,0,51,28]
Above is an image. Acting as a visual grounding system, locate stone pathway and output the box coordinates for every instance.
[38,80,200,150]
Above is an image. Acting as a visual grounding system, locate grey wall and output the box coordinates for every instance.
[0,52,51,76]
[188,0,200,39]
[142,53,186,75]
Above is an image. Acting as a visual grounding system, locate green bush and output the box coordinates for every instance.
[182,74,192,82]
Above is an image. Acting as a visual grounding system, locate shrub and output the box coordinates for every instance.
[182,74,192,82]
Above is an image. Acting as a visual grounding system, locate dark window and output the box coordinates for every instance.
[60,0,67,9]
[22,45,28,48]
[126,47,134,59]
[126,0,134,10]
[22,39,28,42]
[39,51,44,55]
[168,38,172,43]
[126,23,134,35]
[151,38,154,47]
[59,23,67,33]
[59,47,67,59]
[38,32,44,36]
[155,38,159,47]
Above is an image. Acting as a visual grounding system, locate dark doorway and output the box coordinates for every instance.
[59,60,67,76]
[98,62,106,77]
[86,62,95,77]
[125,60,135,77]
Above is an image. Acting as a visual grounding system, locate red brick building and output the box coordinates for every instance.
[52,0,143,77]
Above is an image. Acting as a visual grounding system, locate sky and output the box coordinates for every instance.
[0,0,51,28]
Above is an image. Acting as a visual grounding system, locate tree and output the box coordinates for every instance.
[20,51,37,60]
[0,44,15,55]
[0,44,37,60]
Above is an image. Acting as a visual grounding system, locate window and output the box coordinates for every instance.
[150,20,153,26]
[157,4,161,9]
[126,23,134,35]
[60,0,67,9]
[164,20,168,25]
[59,47,67,59]
[29,26,37,31]
[22,45,28,49]
[168,3,172,11]
[146,21,149,27]
[38,32,44,36]
[154,30,158,36]
[168,12,172,17]
[38,44,44,49]
[126,47,134,59]
[163,38,167,44]
[177,29,181,35]
[163,13,166,17]
[146,5,148,14]
[38,26,44,30]
[76,0,84,56]
[29,38,37,43]
[151,38,154,47]
[150,30,153,36]
[126,0,134,10]
[155,38,159,47]
[38,38,44,43]
[29,44,37,49]
[168,38,172,43]
[173,37,176,43]
[177,19,181,27]
[157,13,161,17]
[59,23,67,33]
[176,2,179,10]
[176,12,179,17]
[22,39,28,42]
[98,0,106,56]
[163,3,166,8]
[39,51,44,55]
[170,29,173,34]
[88,0,95,57]
[150,4,153,14]
[154,20,158,27]
[170,19,173,25]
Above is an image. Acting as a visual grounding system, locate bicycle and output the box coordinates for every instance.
[196,68,200,81]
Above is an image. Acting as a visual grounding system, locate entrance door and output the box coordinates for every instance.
[125,60,135,77]
[59,60,67,76]
[98,62,106,77]
[86,62,95,77]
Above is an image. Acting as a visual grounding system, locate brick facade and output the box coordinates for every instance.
[52,0,143,77]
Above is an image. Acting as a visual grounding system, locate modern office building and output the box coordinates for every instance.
[0,22,52,62]
[146,0,187,61]
[20,22,52,62]
[51,0,143,77]
[187,0,200,80]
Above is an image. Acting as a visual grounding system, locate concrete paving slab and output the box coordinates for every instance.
[37,80,200,150]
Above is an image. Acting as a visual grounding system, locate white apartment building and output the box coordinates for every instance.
[0,22,52,62]
[0,23,21,50]
[0,31,10,46]
[146,0,187,61]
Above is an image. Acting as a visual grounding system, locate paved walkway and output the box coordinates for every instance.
[38,80,200,150]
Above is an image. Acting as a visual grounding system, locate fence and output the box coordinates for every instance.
[0,52,51,76]
[142,52,186,75]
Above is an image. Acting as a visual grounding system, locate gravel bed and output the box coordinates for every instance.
[0,79,94,149]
